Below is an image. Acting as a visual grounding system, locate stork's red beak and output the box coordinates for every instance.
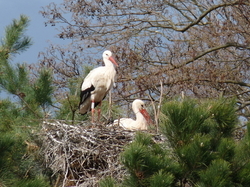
[109,56,118,67]
[139,108,152,124]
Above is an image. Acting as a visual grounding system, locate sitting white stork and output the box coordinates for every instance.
[79,50,118,123]
[114,99,152,130]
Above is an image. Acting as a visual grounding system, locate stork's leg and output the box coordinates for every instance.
[97,101,102,122]
[91,100,95,123]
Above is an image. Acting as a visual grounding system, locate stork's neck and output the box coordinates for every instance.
[135,111,148,130]
[103,58,115,69]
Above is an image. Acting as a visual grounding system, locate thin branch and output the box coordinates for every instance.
[200,79,250,88]
[156,80,163,133]
[172,43,250,69]
[18,95,41,118]
[163,0,241,32]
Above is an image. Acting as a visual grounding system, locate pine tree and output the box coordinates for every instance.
[0,15,51,187]
[160,98,238,186]
[102,98,250,187]
[0,15,54,118]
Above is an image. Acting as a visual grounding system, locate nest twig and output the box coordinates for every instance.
[39,120,164,187]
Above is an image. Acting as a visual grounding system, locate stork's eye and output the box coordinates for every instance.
[141,104,144,108]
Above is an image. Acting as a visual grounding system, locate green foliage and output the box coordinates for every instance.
[0,16,51,187]
[0,133,15,168]
[15,176,50,187]
[56,93,84,121]
[0,15,54,118]
[217,138,235,161]
[0,15,31,57]
[99,176,118,187]
[0,100,19,131]
[33,69,53,107]
[231,122,250,185]
[55,76,85,121]
[0,122,49,187]
[0,63,30,95]
[198,159,232,187]
[177,133,213,170]
[159,98,240,185]
[160,99,211,148]
[149,170,174,187]
[209,99,237,137]
[120,132,177,187]
[0,66,53,117]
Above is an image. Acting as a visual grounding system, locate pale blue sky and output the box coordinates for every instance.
[0,0,67,64]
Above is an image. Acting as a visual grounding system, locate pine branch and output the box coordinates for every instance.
[1,15,32,57]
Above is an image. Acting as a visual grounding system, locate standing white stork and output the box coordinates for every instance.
[79,50,118,123]
[114,99,152,130]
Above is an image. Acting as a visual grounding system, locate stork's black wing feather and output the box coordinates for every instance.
[79,84,95,108]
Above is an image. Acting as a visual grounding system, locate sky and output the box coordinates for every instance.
[0,0,67,64]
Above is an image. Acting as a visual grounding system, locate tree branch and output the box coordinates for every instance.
[172,43,250,69]
[163,0,242,32]
[199,79,250,88]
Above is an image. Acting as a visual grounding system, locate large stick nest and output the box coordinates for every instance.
[39,120,163,187]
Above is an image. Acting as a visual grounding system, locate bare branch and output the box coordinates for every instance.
[174,0,241,32]
[173,43,250,69]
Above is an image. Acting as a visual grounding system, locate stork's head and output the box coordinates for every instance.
[103,50,118,66]
[132,99,152,124]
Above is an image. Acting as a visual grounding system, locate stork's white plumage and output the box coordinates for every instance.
[79,50,118,122]
[114,99,152,130]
